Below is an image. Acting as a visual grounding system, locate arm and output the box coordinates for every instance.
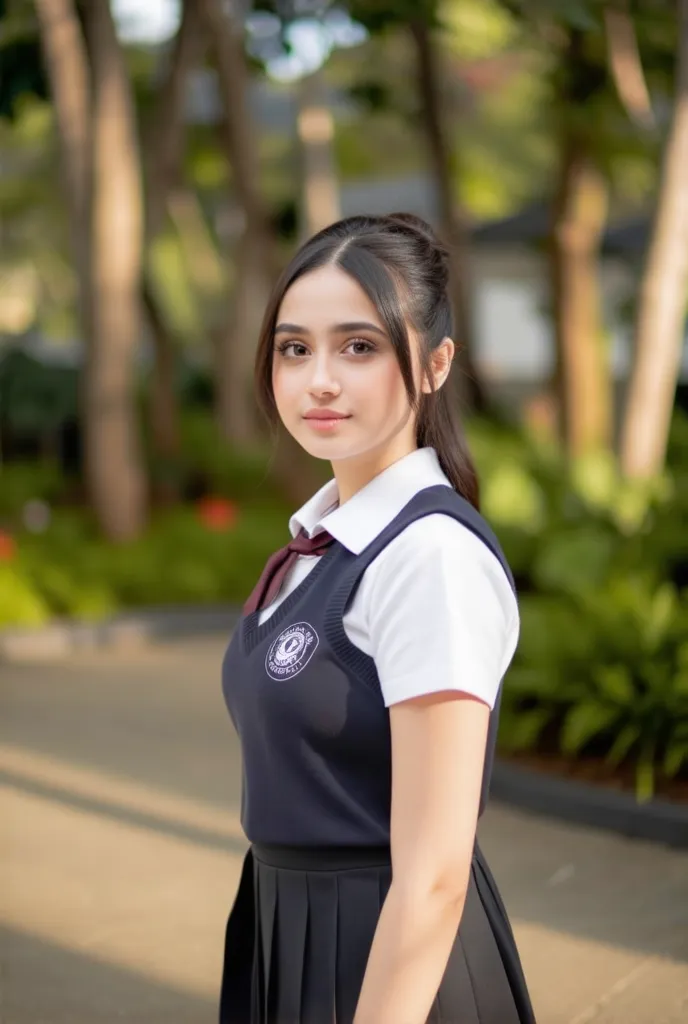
[353,690,490,1024]
[350,515,518,1023]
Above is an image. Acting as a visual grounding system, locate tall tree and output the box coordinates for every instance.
[33,0,90,291]
[351,0,488,411]
[603,0,655,130]
[296,64,342,238]
[549,26,612,458]
[504,0,639,457]
[199,0,277,446]
[142,0,206,484]
[408,10,488,412]
[620,0,688,479]
[35,0,147,540]
[82,0,147,538]
[251,3,343,236]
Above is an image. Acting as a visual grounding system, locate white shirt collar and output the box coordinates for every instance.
[289,447,451,554]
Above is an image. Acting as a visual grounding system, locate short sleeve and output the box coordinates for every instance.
[363,514,519,709]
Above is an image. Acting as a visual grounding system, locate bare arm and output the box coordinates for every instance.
[353,690,490,1024]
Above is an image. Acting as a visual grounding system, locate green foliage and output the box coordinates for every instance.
[0,347,80,432]
[496,0,675,201]
[478,412,688,801]
[0,460,66,518]
[349,0,441,33]
[177,411,283,505]
[0,0,48,121]
[0,417,292,620]
[0,562,51,627]
[8,498,290,620]
[504,575,688,801]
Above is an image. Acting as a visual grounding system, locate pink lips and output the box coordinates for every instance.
[303,410,351,431]
[304,409,348,420]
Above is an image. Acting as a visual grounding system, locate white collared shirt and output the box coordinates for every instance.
[258,447,519,709]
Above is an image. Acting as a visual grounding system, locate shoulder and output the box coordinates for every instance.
[359,512,519,709]
[370,512,516,621]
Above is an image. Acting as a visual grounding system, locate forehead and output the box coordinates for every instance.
[277,264,385,330]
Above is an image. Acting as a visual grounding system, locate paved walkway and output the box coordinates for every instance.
[1,636,687,1023]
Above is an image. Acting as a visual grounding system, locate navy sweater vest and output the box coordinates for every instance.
[221,485,515,847]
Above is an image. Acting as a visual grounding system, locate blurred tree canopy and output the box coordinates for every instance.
[0,0,686,540]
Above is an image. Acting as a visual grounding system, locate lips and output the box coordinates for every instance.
[303,411,350,421]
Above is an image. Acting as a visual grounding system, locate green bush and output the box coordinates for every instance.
[0,460,66,519]
[0,563,51,627]
[177,412,280,503]
[12,500,290,617]
[501,572,688,801]
[466,416,688,799]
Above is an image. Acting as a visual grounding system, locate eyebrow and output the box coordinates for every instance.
[274,320,387,337]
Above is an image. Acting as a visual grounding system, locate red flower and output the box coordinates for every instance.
[0,531,16,560]
[196,496,239,532]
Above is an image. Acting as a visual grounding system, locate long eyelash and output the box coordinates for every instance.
[274,338,376,355]
[275,340,301,354]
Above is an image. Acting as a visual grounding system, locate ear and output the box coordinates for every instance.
[421,337,455,394]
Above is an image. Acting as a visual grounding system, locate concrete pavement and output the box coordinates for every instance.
[1,636,687,1023]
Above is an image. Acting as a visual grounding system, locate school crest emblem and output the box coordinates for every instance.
[265,622,319,680]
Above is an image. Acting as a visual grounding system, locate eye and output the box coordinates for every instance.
[344,339,376,356]
[276,340,309,358]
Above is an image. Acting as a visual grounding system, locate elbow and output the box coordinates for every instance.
[429,862,470,912]
[393,857,470,919]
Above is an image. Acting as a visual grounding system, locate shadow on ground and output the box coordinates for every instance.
[2,636,688,1024]
[0,924,215,1024]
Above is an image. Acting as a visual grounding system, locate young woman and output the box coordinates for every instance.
[219,213,536,1024]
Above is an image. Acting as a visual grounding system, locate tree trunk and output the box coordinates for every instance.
[142,266,181,472]
[166,185,227,302]
[603,2,655,130]
[620,1,688,480]
[34,0,90,306]
[296,67,341,240]
[141,0,206,475]
[144,0,204,240]
[36,0,146,539]
[83,0,147,540]
[549,135,611,458]
[199,0,278,447]
[142,279,180,505]
[409,17,487,414]
[213,227,270,442]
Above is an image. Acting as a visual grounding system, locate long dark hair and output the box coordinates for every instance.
[254,213,480,509]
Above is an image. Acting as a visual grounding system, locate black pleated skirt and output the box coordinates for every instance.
[219,843,536,1024]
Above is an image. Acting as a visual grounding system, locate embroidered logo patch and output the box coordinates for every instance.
[265,622,319,680]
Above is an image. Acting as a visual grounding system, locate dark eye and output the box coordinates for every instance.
[347,339,375,355]
[277,341,309,357]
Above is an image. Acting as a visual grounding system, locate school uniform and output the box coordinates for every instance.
[219,447,536,1023]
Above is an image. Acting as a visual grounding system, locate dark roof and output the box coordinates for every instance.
[472,202,650,256]
[603,216,649,255]
[472,203,550,246]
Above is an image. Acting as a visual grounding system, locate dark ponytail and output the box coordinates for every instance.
[254,212,480,509]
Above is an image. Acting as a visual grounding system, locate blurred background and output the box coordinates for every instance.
[2,3,688,1022]
[2,1,688,821]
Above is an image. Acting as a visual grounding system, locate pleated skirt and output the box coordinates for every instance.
[219,843,536,1024]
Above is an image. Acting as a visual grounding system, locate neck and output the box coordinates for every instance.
[330,436,419,504]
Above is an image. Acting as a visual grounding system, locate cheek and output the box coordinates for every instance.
[271,363,297,411]
[367,356,411,411]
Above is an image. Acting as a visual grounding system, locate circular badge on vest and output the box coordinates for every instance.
[265,621,319,681]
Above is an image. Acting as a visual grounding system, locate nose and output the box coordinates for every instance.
[307,352,341,398]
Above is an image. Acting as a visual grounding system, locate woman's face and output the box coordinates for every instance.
[271,264,420,465]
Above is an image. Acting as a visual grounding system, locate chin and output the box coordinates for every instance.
[297,438,351,461]
[290,427,360,462]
